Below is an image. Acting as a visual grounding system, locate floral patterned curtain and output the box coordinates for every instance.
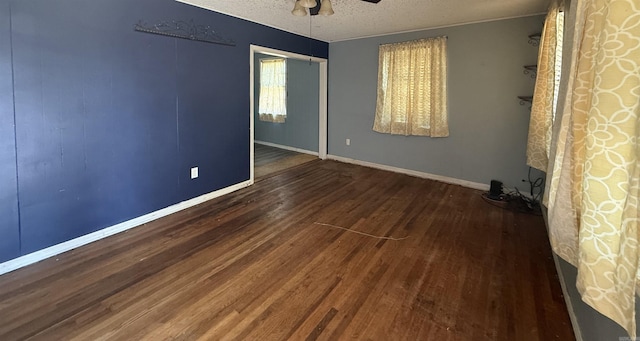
[545,0,640,336]
[526,0,564,171]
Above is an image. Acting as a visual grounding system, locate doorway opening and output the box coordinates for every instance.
[249,45,327,182]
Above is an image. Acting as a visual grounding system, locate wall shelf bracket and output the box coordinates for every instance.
[518,95,533,110]
[528,33,541,47]
[523,64,538,79]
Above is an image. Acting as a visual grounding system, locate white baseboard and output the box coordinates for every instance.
[0,179,253,276]
[255,140,319,156]
[326,154,490,191]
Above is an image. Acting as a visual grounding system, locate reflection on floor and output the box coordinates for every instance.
[254,143,317,179]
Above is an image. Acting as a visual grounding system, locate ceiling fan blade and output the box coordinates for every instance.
[309,1,320,15]
[310,0,381,15]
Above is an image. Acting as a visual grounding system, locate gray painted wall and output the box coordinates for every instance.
[254,53,319,152]
[550,0,640,339]
[327,16,544,190]
[556,256,639,340]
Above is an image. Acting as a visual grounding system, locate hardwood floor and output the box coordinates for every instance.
[254,143,300,167]
[0,160,574,340]
[254,144,316,179]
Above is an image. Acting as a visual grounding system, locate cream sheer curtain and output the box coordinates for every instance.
[544,0,640,336]
[259,58,287,123]
[526,0,564,172]
[373,37,448,137]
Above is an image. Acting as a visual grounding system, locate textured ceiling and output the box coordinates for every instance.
[177,0,549,42]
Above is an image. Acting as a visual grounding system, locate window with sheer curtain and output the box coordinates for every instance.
[526,1,564,172]
[373,37,449,137]
[259,58,287,123]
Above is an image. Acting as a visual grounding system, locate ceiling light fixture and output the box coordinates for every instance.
[298,0,317,9]
[291,1,307,16]
[291,0,334,17]
[318,0,334,16]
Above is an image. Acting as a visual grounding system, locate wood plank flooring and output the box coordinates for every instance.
[254,144,316,179]
[254,144,300,167]
[0,160,574,340]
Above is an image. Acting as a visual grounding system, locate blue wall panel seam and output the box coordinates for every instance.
[9,3,23,256]
[175,38,181,192]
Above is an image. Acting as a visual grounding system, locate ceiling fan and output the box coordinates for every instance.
[292,0,382,17]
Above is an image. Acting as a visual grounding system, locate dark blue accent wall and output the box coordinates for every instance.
[0,1,21,262]
[0,0,327,261]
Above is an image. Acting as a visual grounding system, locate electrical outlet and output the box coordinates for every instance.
[346,138,351,146]
[191,167,199,179]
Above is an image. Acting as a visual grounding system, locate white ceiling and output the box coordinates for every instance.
[177,0,549,42]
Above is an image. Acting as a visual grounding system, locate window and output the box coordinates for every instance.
[551,10,564,123]
[259,58,287,123]
[373,37,449,137]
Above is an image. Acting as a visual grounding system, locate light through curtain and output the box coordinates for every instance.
[373,37,448,137]
[259,58,287,123]
[544,0,640,336]
[526,0,564,172]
